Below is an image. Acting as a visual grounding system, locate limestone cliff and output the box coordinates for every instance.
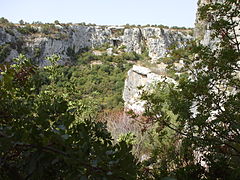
[194,0,239,46]
[123,65,176,114]
[0,25,192,65]
[123,0,239,114]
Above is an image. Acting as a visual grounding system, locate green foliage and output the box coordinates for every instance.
[140,0,240,179]
[0,54,138,179]
[118,132,136,145]
[40,62,130,110]
[111,28,124,37]
[76,46,144,64]
[33,47,41,59]
[66,46,76,60]
[0,17,15,29]
[32,21,43,25]
[124,23,170,29]
[94,43,111,51]
[121,51,142,61]
[170,26,189,30]
[77,51,99,64]
[0,17,10,24]
[54,20,60,25]
[41,24,58,35]
[16,25,37,34]
[0,43,11,62]
[119,45,126,50]
[19,19,25,25]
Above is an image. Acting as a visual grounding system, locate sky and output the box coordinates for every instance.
[1,0,198,28]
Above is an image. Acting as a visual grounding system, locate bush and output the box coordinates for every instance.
[41,24,57,35]
[0,43,11,62]
[0,17,9,24]
[121,52,141,61]
[0,55,139,179]
[17,25,37,34]
[33,47,41,59]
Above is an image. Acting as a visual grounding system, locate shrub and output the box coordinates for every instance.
[0,17,9,24]
[0,43,11,62]
[16,25,37,34]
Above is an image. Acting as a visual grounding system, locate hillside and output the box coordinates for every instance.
[0,19,193,65]
[0,0,239,179]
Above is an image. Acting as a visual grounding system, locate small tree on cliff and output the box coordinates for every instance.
[142,0,240,179]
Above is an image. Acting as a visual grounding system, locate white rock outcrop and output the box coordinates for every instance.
[0,25,192,64]
[123,65,176,114]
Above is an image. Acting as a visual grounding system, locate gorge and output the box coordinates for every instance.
[0,0,239,179]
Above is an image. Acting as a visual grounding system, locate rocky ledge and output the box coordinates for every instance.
[0,25,192,65]
[123,65,176,114]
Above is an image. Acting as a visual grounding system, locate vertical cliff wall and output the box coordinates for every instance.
[0,25,192,65]
[123,0,239,114]
[123,65,176,114]
[194,0,239,46]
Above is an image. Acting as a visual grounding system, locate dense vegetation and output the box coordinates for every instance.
[36,56,132,111]
[0,39,150,179]
[140,0,240,179]
[0,54,139,179]
[0,0,239,179]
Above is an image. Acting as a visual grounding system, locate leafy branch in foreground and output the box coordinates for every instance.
[0,55,138,180]
[140,0,240,179]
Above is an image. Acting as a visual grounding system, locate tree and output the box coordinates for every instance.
[0,17,9,24]
[19,19,25,25]
[54,20,60,25]
[0,55,138,179]
[141,0,240,179]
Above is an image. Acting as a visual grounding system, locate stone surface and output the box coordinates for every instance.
[194,0,239,47]
[122,65,176,114]
[0,25,192,64]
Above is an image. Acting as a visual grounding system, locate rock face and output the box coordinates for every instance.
[123,65,175,114]
[194,0,217,45]
[123,0,234,114]
[0,25,192,64]
[122,27,192,62]
[194,0,227,47]
[194,0,239,46]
